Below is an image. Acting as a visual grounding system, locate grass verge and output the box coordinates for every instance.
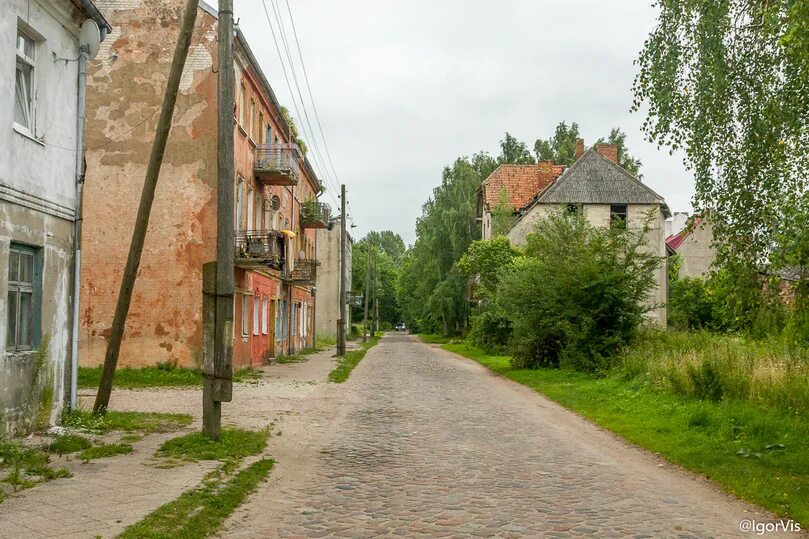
[418,333,451,344]
[442,342,809,523]
[156,428,269,462]
[119,458,273,539]
[328,336,381,383]
[78,365,262,389]
[62,410,193,433]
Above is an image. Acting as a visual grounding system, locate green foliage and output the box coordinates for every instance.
[444,341,809,523]
[120,458,274,539]
[633,0,809,271]
[78,364,261,389]
[328,336,380,383]
[499,211,660,371]
[490,188,517,237]
[595,128,643,177]
[279,106,307,155]
[667,256,715,329]
[498,132,535,164]
[0,438,70,493]
[157,428,269,462]
[79,442,133,462]
[61,410,193,433]
[47,434,91,455]
[456,237,519,297]
[351,232,404,327]
[417,333,451,344]
[534,121,580,165]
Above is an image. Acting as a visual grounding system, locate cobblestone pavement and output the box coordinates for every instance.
[221,334,791,539]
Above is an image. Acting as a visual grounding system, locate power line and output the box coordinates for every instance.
[258,0,339,209]
[283,0,342,187]
[267,0,340,198]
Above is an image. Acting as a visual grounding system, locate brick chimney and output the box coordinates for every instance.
[574,139,585,161]
[595,143,619,164]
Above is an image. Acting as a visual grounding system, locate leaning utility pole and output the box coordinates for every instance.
[337,184,347,355]
[202,0,235,440]
[93,0,199,415]
[362,240,371,343]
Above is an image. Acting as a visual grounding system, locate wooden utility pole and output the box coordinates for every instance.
[362,240,371,343]
[93,0,199,415]
[202,0,235,440]
[337,184,347,355]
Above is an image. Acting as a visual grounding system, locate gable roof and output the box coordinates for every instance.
[666,216,703,251]
[482,162,564,211]
[538,147,671,217]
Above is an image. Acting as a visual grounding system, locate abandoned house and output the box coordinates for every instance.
[479,140,671,326]
[1,0,110,432]
[666,216,716,279]
[79,0,326,370]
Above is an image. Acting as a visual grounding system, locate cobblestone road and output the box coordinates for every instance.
[222,334,780,538]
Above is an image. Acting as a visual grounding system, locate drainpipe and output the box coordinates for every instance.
[287,182,294,354]
[70,45,89,410]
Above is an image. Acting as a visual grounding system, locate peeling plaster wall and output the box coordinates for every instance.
[0,0,88,432]
[80,0,218,368]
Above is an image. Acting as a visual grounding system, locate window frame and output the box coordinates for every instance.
[261,298,269,335]
[239,84,247,127]
[14,26,37,136]
[252,295,260,336]
[241,294,250,337]
[610,204,628,230]
[6,243,41,352]
[249,98,256,141]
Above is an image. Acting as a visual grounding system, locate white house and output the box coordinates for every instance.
[498,143,671,327]
[0,0,109,433]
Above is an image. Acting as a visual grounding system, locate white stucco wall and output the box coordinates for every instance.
[0,0,88,432]
[507,203,668,327]
[315,222,352,338]
[677,222,716,279]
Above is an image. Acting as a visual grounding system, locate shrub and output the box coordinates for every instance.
[499,211,660,371]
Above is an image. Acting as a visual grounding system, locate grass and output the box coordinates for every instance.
[47,434,92,455]
[418,333,451,344]
[315,336,336,349]
[156,428,269,462]
[119,458,274,539]
[62,410,193,433]
[0,438,71,495]
[79,442,133,462]
[78,365,263,389]
[442,341,809,524]
[328,335,381,383]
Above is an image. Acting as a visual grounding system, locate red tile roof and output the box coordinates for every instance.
[666,217,702,251]
[482,162,564,211]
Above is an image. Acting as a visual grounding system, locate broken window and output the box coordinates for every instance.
[7,244,40,351]
[566,203,580,215]
[14,28,36,132]
[610,204,628,229]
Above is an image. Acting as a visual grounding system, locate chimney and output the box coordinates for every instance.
[574,139,585,161]
[595,143,618,164]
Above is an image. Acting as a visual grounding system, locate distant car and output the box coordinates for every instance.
[395,323,407,332]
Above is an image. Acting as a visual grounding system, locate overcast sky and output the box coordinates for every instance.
[227,0,694,244]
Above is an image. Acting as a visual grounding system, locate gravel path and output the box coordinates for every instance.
[220,334,787,538]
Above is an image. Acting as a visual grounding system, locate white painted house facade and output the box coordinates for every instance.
[0,0,109,432]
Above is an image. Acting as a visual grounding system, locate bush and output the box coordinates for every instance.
[499,211,660,371]
[468,308,512,353]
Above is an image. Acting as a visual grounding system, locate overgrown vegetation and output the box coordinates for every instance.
[61,409,193,433]
[120,458,273,539]
[328,336,381,383]
[47,434,92,455]
[156,428,269,462]
[78,363,262,389]
[0,438,71,496]
[79,442,133,462]
[443,341,808,522]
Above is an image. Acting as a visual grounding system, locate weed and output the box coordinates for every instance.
[79,443,133,462]
[328,336,381,383]
[62,410,192,434]
[156,428,268,462]
[47,434,92,455]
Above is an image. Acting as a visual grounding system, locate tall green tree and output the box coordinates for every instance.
[351,232,404,327]
[595,128,643,177]
[498,133,535,164]
[633,0,809,268]
[534,121,581,165]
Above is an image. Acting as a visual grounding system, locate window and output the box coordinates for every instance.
[15,28,36,132]
[566,203,580,215]
[249,99,255,140]
[235,177,245,231]
[275,300,282,341]
[239,85,246,126]
[7,244,40,351]
[291,304,298,336]
[610,204,628,229]
[266,125,272,145]
[258,113,264,143]
[261,298,268,334]
[241,294,250,336]
[253,296,260,336]
[246,186,254,232]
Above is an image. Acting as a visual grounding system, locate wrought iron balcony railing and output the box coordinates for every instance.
[300,201,331,229]
[283,259,318,285]
[235,230,285,270]
[254,143,302,186]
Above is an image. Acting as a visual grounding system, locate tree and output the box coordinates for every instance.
[363,230,406,264]
[633,0,809,268]
[595,128,642,178]
[534,121,581,165]
[498,133,535,164]
[490,188,517,237]
[351,233,403,327]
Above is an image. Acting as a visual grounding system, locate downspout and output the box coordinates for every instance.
[287,182,294,354]
[70,45,89,410]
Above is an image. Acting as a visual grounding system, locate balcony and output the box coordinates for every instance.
[254,143,302,186]
[283,259,318,285]
[235,230,285,270]
[300,201,331,229]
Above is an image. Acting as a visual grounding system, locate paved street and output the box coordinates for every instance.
[221,334,776,538]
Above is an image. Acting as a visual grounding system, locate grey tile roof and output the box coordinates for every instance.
[538,147,671,217]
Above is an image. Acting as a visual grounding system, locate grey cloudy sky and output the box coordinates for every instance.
[229,0,694,244]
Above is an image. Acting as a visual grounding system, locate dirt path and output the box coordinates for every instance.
[217,334,792,538]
